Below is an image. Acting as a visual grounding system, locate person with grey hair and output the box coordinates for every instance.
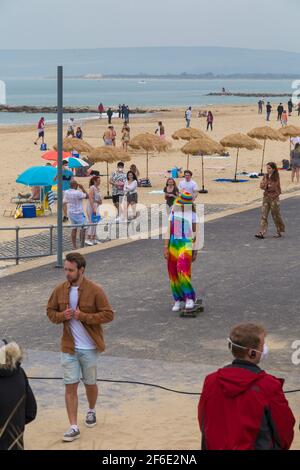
[0,340,37,450]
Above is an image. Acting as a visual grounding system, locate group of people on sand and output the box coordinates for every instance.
[258,98,299,123]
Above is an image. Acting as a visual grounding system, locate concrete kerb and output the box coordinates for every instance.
[1,189,300,280]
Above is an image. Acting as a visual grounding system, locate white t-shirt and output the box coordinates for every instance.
[69,286,96,350]
[178,179,199,198]
[186,109,192,120]
[124,180,138,194]
[63,189,87,214]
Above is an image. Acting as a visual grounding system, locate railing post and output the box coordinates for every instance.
[15,226,20,266]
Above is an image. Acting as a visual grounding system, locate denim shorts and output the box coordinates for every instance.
[61,349,99,385]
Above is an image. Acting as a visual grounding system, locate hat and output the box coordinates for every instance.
[175,191,193,206]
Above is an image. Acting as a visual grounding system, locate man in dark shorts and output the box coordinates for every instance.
[109,161,127,221]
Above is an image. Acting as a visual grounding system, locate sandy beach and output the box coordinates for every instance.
[0,104,299,245]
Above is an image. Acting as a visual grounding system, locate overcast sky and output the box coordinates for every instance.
[0,0,299,52]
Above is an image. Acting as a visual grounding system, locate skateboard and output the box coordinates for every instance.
[179,298,205,318]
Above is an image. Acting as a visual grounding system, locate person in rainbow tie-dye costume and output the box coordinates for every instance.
[164,191,198,312]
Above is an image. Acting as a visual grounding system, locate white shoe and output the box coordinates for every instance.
[115,217,120,223]
[85,240,94,246]
[172,301,182,312]
[185,299,195,310]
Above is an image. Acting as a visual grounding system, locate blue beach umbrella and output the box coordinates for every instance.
[16,166,57,187]
[65,157,89,169]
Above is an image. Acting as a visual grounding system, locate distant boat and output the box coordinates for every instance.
[138,80,147,84]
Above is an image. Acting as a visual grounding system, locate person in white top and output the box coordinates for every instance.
[63,180,88,249]
[122,170,138,220]
[86,175,102,246]
[185,106,192,128]
[178,170,199,201]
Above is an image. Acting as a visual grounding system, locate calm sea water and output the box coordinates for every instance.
[0,78,295,126]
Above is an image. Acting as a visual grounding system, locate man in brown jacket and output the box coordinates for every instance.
[47,252,114,442]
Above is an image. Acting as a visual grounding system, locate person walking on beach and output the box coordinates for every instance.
[297,102,300,116]
[63,180,88,249]
[185,107,192,128]
[66,117,75,137]
[164,192,198,312]
[47,252,114,442]
[281,110,288,127]
[118,104,122,119]
[61,160,74,222]
[164,178,179,211]
[98,103,104,118]
[85,175,102,246]
[206,111,214,131]
[121,104,126,119]
[103,126,115,146]
[34,117,45,145]
[266,102,272,121]
[110,161,127,221]
[124,106,130,123]
[290,142,300,183]
[178,170,199,201]
[258,100,263,114]
[155,121,166,139]
[288,99,294,116]
[277,103,284,121]
[121,122,130,151]
[107,107,113,124]
[255,162,285,239]
[122,170,138,220]
[0,340,37,450]
[198,323,295,450]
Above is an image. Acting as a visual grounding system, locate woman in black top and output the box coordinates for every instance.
[164,178,179,210]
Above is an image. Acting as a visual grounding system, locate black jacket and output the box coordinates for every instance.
[0,344,37,450]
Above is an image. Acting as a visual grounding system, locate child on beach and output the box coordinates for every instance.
[255,162,285,239]
[281,110,288,127]
[164,192,198,312]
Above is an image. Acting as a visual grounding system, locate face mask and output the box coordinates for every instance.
[227,338,269,361]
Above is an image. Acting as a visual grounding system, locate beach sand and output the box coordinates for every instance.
[0,104,299,246]
[25,387,300,450]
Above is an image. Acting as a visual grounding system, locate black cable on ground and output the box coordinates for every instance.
[27,376,300,397]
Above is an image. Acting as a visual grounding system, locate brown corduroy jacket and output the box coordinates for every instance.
[47,277,114,354]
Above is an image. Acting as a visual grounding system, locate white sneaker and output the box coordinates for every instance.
[85,240,94,246]
[115,217,120,223]
[185,299,195,310]
[172,301,182,312]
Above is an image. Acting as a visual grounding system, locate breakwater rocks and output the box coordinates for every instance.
[0,105,169,114]
[207,92,292,97]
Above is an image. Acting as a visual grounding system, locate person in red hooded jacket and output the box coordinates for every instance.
[198,323,295,450]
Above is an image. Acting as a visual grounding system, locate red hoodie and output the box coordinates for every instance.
[198,360,295,450]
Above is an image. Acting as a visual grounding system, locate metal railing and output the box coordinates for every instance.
[0,221,116,266]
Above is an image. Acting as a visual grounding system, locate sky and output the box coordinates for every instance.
[0,0,299,52]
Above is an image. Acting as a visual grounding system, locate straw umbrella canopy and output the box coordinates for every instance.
[220,133,261,182]
[279,125,300,154]
[129,133,170,183]
[88,147,131,198]
[181,137,225,192]
[247,126,286,175]
[172,127,207,169]
[54,138,93,155]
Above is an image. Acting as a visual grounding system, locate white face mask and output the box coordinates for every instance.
[227,338,269,362]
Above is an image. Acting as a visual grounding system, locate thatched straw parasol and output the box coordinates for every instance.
[279,125,300,154]
[172,127,207,169]
[182,137,225,193]
[88,147,131,198]
[129,133,171,186]
[247,126,286,175]
[220,133,261,182]
[54,138,93,155]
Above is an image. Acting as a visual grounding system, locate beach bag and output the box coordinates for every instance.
[40,143,47,151]
[91,214,101,223]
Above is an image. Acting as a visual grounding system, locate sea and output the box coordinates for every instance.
[0,78,296,126]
